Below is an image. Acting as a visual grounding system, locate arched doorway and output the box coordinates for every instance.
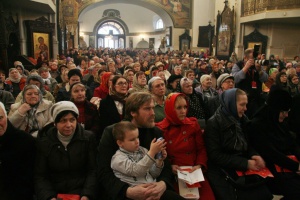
[97,21,125,48]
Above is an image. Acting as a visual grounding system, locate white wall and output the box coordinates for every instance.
[79,4,162,33]
[244,23,300,60]
[191,0,215,49]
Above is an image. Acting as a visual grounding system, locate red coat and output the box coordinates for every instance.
[156,93,215,200]
[156,117,207,169]
[156,93,207,168]
[5,77,26,90]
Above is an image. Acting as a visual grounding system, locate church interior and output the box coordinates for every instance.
[1,0,299,73]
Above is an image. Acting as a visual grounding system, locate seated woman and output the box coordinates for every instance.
[35,101,97,200]
[128,71,148,94]
[123,69,134,89]
[8,84,53,137]
[248,88,300,199]
[156,93,215,199]
[93,72,113,99]
[205,88,272,200]
[53,68,69,100]
[56,69,92,102]
[70,82,101,141]
[195,74,218,101]
[15,74,55,103]
[98,75,128,137]
[288,73,299,97]
[5,68,26,98]
[166,74,182,95]
[180,78,206,119]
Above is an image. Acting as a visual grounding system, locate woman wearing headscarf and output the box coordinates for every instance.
[70,82,101,141]
[275,71,289,92]
[5,68,27,98]
[53,68,69,100]
[128,71,148,94]
[98,75,128,137]
[248,89,300,199]
[8,84,53,137]
[15,74,55,103]
[156,93,215,200]
[123,69,134,89]
[205,88,272,200]
[179,78,206,119]
[93,72,113,99]
[35,101,97,200]
[56,69,93,102]
[288,73,300,97]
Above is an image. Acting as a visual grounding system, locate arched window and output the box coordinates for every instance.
[155,19,164,30]
[98,22,124,35]
[97,22,125,48]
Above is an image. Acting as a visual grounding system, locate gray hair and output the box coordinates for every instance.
[148,76,163,91]
[22,84,43,104]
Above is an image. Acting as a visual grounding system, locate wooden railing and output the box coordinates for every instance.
[241,0,300,16]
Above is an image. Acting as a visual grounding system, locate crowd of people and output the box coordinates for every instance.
[0,46,300,200]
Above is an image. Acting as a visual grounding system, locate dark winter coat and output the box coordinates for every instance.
[34,125,97,200]
[0,121,36,200]
[98,95,125,139]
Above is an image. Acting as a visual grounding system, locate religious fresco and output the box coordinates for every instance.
[148,0,191,28]
[75,0,192,28]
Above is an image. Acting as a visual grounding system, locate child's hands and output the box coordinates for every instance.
[148,138,166,158]
[158,149,167,161]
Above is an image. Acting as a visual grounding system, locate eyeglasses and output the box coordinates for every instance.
[116,81,128,86]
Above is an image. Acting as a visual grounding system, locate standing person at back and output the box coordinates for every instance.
[97,92,185,200]
[231,48,268,118]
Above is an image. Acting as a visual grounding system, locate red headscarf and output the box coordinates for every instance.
[99,72,112,95]
[164,93,190,125]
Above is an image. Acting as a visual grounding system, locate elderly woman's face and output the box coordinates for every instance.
[10,69,19,79]
[24,88,40,105]
[182,82,193,95]
[237,94,248,118]
[71,86,86,102]
[56,113,77,136]
[202,77,212,88]
[137,74,147,86]
[40,70,49,79]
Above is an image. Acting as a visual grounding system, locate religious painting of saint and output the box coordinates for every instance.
[33,32,50,60]
[217,24,231,56]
